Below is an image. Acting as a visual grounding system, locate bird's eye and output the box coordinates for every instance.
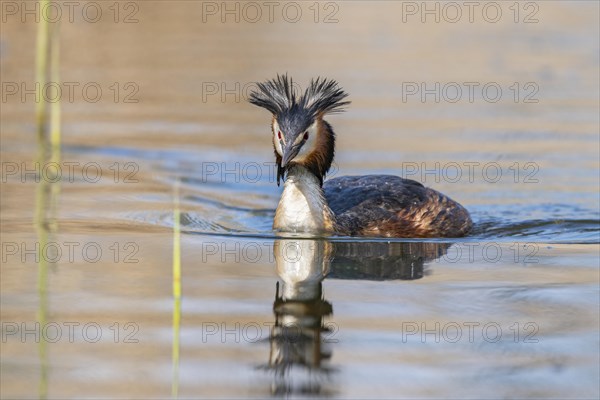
[278,131,282,140]
[303,132,309,141]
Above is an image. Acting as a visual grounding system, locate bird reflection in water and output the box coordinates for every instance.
[261,239,451,396]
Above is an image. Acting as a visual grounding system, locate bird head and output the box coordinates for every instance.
[249,74,350,186]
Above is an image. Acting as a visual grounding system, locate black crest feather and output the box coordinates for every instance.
[300,77,350,117]
[248,74,349,118]
[248,74,296,115]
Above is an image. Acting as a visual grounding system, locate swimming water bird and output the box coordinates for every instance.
[249,75,472,238]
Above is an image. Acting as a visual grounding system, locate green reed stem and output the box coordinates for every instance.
[35,0,49,141]
[172,179,182,398]
[49,17,61,167]
[34,1,62,398]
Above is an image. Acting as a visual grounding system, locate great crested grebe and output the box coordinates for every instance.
[249,75,472,238]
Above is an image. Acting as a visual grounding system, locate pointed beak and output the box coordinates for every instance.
[281,141,301,168]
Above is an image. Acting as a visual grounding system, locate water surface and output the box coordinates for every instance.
[1,1,599,398]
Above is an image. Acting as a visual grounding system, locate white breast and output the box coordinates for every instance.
[273,168,331,233]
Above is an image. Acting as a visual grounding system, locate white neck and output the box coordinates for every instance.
[274,239,331,300]
[273,166,335,234]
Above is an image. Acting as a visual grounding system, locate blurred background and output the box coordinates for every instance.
[1,1,599,399]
